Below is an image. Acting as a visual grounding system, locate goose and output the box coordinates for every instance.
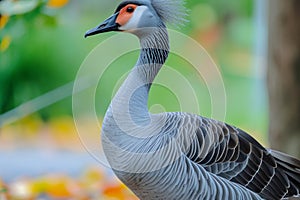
[84,0,300,199]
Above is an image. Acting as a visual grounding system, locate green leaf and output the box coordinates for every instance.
[0,187,7,193]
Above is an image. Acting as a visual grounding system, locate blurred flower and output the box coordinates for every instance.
[0,0,39,16]
[47,0,69,8]
[0,15,9,29]
[9,179,34,199]
[0,35,11,52]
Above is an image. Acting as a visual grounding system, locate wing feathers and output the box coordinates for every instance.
[185,116,300,199]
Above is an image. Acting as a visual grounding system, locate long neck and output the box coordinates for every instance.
[137,27,170,84]
[109,27,169,126]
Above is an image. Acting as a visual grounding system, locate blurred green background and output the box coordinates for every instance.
[0,0,268,199]
[0,0,267,134]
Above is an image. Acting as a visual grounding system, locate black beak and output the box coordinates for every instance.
[85,12,120,38]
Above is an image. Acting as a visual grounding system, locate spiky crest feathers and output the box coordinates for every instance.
[119,0,187,26]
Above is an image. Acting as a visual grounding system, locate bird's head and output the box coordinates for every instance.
[85,0,186,38]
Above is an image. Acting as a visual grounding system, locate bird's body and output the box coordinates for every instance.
[85,0,300,199]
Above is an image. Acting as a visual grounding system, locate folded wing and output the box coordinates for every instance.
[185,117,300,199]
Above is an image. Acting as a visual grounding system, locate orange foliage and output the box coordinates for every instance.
[47,0,69,8]
[0,15,9,29]
[43,177,74,198]
[103,183,137,200]
[2,168,138,199]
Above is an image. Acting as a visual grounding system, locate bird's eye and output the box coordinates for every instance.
[126,6,134,13]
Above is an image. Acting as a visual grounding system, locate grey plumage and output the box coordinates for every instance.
[85,0,300,199]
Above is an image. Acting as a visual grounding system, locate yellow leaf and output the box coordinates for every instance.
[0,35,11,52]
[43,176,74,198]
[47,0,69,8]
[82,167,105,184]
[0,15,9,29]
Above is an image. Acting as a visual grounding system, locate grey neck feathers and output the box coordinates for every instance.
[110,26,169,125]
[136,26,170,84]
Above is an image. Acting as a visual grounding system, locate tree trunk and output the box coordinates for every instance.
[267,0,300,158]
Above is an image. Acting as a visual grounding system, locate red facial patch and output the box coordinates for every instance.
[116,4,137,26]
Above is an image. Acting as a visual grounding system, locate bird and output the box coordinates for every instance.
[84,0,300,199]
